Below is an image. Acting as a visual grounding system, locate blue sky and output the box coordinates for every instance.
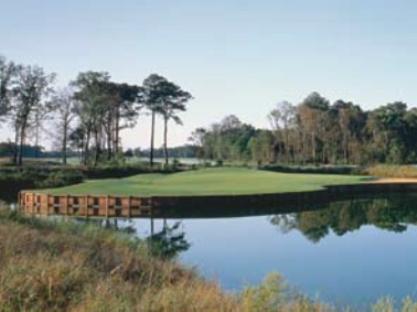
[1,0,417,149]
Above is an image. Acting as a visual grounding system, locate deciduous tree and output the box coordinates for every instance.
[10,65,55,165]
[50,88,76,164]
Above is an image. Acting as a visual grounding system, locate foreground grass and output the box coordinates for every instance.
[0,207,330,312]
[45,167,366,196]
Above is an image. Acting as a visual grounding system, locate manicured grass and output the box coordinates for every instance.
[46,167,367,196]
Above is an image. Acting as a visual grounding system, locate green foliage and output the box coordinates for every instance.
[83,162,177,179]
[198,115,256,162]
[250,130,276,166]
[71,71,143,166]
[171,158,181,170]
[194,95,417,166]
[0,167,84,202]
[262,164,359,175]
[34,169,84,188]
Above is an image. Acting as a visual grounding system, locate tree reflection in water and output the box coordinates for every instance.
[270,195,417,243]
[146,221,190,259]
[76,218,190,259]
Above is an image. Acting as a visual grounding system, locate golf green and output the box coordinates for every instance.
[45,167,366,197]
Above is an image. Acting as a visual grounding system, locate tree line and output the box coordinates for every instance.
[3,54,417,167]
[0,56,192,167]
[191,92,417,165]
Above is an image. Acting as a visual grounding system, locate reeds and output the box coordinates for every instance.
[365,165,417,178]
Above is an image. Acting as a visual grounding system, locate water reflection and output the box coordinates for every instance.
[270,195,417,242]
[146,221,190,259]
[73,217,190,260]
[3,192,417,305]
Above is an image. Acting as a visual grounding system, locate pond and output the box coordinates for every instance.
[5,191,417,307]
[119,193,417,307]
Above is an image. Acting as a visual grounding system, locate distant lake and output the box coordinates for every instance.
[132,157,204,165]
[120,194,417,307]
[19,156,204,166]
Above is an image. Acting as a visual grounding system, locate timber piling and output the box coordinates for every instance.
[19,191,154,218]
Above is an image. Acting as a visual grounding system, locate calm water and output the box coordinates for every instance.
[5,192,417,307]
[119,194,417,306]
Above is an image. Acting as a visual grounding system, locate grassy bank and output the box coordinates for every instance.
[45,167,366,197]
[0,206,331,311]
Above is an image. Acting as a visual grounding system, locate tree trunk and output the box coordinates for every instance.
[13,126,19,165]
[106,114,112,161]
[107,126,112,161]
[311,131,316,163]
[18,124,26,166]
[150,110,156,167]
[285,128,290,163]
[62,122,68,165]
[163,116,169,167]
[94,128,100,167]
[114,105,120,157]
[343,133,348,164]
[79,134,84,165]
[83,130,90,166]
[107,136,112,161]
[34,120,40,158]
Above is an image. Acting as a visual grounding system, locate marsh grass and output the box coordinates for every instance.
[365,165,417,178]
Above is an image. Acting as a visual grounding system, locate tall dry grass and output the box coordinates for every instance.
[0,208,329,312]
[365,165,417,178]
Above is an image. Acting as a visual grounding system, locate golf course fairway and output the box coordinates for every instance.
[46,167,366,197]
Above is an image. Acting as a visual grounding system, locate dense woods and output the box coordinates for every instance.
[192,93,417,165]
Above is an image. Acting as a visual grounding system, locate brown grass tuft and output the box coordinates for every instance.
[365,164,417,178]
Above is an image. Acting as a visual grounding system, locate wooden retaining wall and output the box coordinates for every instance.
[19,191,154,218]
